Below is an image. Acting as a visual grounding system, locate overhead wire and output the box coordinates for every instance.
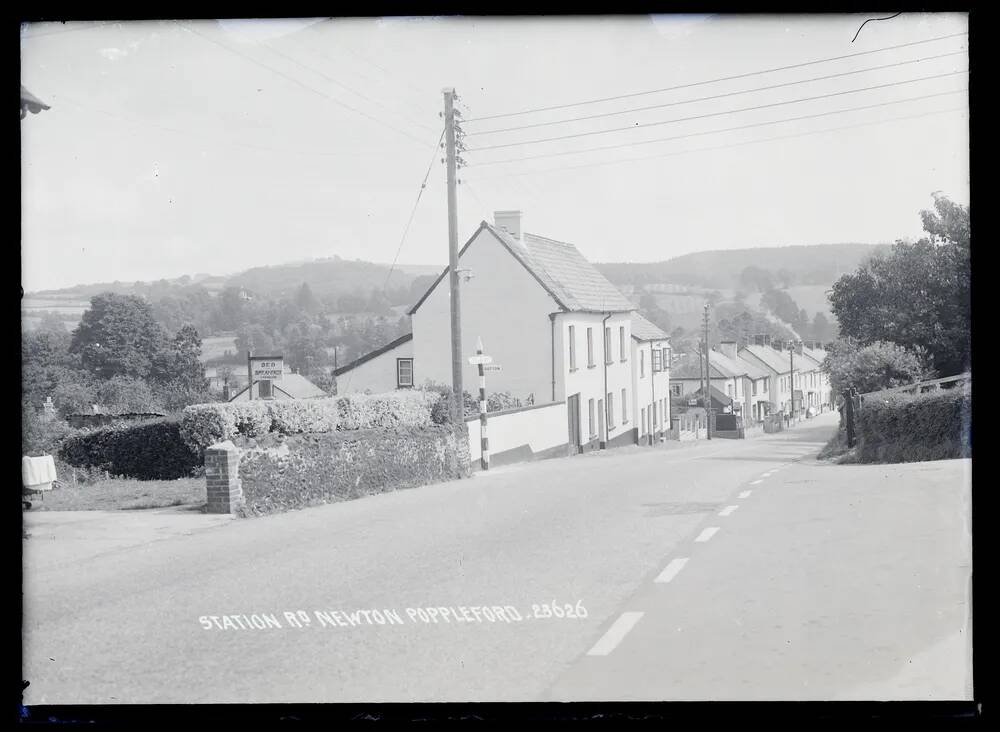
[467,49,967,136]
[469,88,967,167]
[175,21,434,150]
[472,105,968,180]
[462,31,968,122]
[465,69,968,153]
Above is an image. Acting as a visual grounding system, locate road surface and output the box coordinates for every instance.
[22,412,972,703]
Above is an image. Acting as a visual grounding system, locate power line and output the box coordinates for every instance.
[260,39,439,135]
[470,88,966,167]
[175,21,433,150]
[467,49,966,136]
[382,129,446,292]
[471,106,967,180]
[462,31,968,122]
[466,70,967,153]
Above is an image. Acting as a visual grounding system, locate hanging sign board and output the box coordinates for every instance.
[250,356,284,381]
[483,364,502,372]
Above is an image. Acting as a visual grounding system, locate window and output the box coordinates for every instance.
[396,358,414,388]
[605,327,613,364]
[752,379,758,396]
[568,325,577,371]
[621,388,627,423]
[258,379,273,399]
[640,350,645,377]
[670,383,682,397]
[662,347,669,368]
[651,348,662,372]
[607,392,614,428]
[619,327,627,361]
[587,328,595,367]
[588,398,595,437]
[727,383,733,397]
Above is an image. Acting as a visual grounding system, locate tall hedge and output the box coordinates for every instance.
[238,425,467,516]
[58,418,201,480]
[179,391,444,456]
[856,387,971,463]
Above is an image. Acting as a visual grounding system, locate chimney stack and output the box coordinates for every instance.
[494,210,523,242]
[719,341,738,360]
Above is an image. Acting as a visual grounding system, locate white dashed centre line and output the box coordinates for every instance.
[739,490,752,499]
[586,612,644,656]
[719,505,739,516]
[695,527,720,543]
[655,557,689,584]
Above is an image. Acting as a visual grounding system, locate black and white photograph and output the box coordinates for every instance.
[21,12,973,714]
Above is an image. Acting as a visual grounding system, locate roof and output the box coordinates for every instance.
[801,346,827,368]
[740,344,794,374]
[228,373,327,401]
[20,85,50,115]
[409,222,635,315]
[671,349,768,380]
[333,332,412,377]
[630,312,669,342]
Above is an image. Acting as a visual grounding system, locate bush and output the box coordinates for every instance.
[856,387,971,464]
[267,399,339,434]
[58,418,201,480]
[228,401,274,438]
[238,425,468,516]
[179,404,237,456]
[336,391,437,431]
[22,406,75,456]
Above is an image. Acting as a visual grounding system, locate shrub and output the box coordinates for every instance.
[267,399,339,434]
[238,425,467,516]
[228,401,274,437]
[58,418,201,480]
[335,391,437,431]
[856,386,971,463]
[180,404,237,456]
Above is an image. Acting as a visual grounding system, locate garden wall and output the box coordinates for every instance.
[856,386,971,464]
[236,425,470,516]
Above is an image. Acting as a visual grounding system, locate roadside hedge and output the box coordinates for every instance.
[238,424,469,517]
[856,387,971,463]
[58,418,201,480]
[180,391,442,456]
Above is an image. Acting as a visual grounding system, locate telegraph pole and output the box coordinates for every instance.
[704,303,712,440]
[246,334,254,401]
[443,87,463,422]
[789,341,796,420]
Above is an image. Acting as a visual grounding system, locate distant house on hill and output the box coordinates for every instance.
[227,366,327,401]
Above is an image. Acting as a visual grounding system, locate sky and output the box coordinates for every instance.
[21,13,969,293]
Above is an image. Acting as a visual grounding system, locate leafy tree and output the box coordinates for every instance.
[95,376,164,414]
[70,293,168,380]
[821,339,935,395]
[51,379,98,418]
[829,194,970,376]
[150,324,206,391]
[295,282,320,314]
[812,312,836,343]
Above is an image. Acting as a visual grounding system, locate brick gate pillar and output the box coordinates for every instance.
[205,440,243,514]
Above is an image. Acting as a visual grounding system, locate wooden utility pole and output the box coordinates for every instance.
[246,334,254,401]
[704,303,712,440]
[443,87,463,422]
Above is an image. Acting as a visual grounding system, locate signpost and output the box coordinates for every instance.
[483,364,502,372]
[468,338,493,471]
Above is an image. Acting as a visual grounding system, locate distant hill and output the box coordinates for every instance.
[596,243,892,290]
[227,258,440,299]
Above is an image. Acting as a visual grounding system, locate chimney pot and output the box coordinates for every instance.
[494,210,523,241]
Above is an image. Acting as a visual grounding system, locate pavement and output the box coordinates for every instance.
[21,412,972,704]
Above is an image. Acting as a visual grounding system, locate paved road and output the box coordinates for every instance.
[22,412,971,703]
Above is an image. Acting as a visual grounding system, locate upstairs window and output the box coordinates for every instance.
[619,327,627,361]
[587,328,595,367]
[640,349,645,377]
[568,325,577,371]
[651,348,662,372]
[605,327,613,364]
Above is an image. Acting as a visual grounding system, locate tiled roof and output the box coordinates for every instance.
[801,346,827,368]
[740,344,793,374]
[671,349,768,380]
[409,222,636,315]
[630,312,669,341]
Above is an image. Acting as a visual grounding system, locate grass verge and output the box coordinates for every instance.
[28,477,205,512]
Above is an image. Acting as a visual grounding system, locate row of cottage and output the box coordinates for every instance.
[333,211,833,467]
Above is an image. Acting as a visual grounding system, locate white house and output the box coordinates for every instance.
[334,210,639,456]
[798,343,833,412]
[630,313,671,445]
[670,342,771,423]
[739,341,798,416]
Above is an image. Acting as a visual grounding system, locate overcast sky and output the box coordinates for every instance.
[21,13,969,292]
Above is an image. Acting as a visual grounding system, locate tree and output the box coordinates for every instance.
[295,282,319,314]
[821,339,935,395]
[70,293,168,380]
[150,324,205,391]
[812,312,836,343]
[739,266,775,292]
[830,194,970,376]
[95,376,164,414]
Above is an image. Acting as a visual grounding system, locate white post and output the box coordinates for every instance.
[477,337,489,471]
